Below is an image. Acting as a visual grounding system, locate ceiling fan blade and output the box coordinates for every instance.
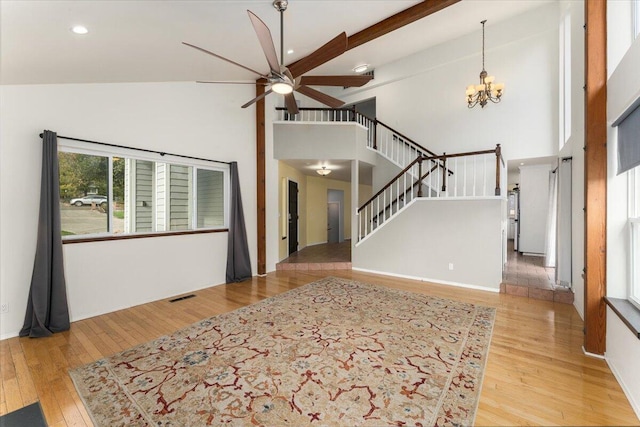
[287,32,347,79]
[299,75,373,88]
[295,86,345,109]
[196,81,269,85]
[284,93,299,115]
[241,89,274,109]
[183,42,268,78]
[247,10,281,75]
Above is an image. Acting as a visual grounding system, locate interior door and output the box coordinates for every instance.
[288,180,298,255]
[328,202,340,243]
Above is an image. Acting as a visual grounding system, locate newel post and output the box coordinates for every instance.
[417,156,424,197]
[441,153,447,193]
[495,144,502,196]
[373,118,378,150]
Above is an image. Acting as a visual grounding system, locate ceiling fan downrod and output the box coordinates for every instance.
[273,0,288,67]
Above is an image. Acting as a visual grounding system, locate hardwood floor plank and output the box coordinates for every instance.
[0,271,638,426]
[2,377,23,413]
[52,377,87,427]
[10,343,38,407]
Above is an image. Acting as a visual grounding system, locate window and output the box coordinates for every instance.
[634,0,640,39]
[58,142,229,239]
[629,168,640,309]
[559,12,571,149]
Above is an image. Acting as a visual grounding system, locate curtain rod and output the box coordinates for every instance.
[40,133,231,165]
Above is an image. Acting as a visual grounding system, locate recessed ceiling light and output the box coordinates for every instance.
[287,49,294,54]
[71,25,89,35]
[520,162,525,166]
[353,64,369,73]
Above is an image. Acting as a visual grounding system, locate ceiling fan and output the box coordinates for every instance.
[183,0,373,115]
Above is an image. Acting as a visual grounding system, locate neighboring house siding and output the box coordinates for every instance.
[169,165,191,230]
[156,163,167,231]
[135,160,154,232]
[124,159,131,233]
[197,169,224,228]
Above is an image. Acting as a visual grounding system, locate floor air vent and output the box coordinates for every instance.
[168,294,196,303]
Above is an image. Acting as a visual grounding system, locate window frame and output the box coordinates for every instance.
[634,0,640,40]
[58,139,230,241]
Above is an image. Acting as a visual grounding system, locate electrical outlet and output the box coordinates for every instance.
[0,302,8,314]
[448,263,454,271]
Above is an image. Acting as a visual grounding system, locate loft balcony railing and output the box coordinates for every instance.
[275,107,441,170]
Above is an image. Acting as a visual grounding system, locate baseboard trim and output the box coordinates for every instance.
[582,346,605,359]
[605,354,640,420]
[351,267,500,293]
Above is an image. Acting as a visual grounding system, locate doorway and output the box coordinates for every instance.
[327,189,344,243]
[328,202,340,243]
[288,180,298,255]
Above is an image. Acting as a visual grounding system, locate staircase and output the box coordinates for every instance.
[275,107,508,291]
[275,107,507,242]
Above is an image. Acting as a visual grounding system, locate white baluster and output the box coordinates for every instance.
[454,157,458,197]
[473,156,477,197]
[463,157,467,197]
[483,154,487,196]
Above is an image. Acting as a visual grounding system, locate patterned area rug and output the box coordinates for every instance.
[70,277,495,426]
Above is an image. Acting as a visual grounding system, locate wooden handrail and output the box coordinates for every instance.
[374,119,437,158]
[358,155,423,212]
[358,143,504,212]
[368,163,441,221]
[421,147,497,160]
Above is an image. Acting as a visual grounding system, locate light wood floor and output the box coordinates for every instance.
[1,270,638,426]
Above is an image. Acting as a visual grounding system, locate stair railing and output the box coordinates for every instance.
[357,145,505,242]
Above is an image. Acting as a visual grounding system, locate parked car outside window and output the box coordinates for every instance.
[69,195,108,207]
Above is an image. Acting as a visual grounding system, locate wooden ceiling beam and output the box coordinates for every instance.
[346,0,461,51]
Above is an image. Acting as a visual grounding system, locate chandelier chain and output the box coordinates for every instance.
[481,19,486,72]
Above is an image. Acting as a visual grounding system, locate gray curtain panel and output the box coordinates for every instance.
[20,130,70,337]
[226,161,252,283]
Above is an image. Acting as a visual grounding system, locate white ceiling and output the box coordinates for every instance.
[1,0,554,85]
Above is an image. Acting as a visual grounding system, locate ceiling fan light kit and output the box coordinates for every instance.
[183,0,373,115]
[466,20,504,109]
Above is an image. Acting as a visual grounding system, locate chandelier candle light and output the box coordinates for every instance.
[466,20,504,108]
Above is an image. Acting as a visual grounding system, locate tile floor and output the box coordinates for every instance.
[277,239,574,304]
[501,239,574,304]
[276,241,351,270]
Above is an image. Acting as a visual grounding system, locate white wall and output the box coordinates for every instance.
[605,6,640,418]
[557,0,585,319]
[338,2,560,163]
[354,198,504,291]
[606,308,640,419]
[0,82,257,339]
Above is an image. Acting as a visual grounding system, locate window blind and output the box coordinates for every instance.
[614,98,640,175]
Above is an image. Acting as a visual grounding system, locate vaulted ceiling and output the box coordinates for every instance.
[1,0,553,85]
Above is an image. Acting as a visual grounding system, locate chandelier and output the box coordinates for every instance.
[466,20,504,109]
